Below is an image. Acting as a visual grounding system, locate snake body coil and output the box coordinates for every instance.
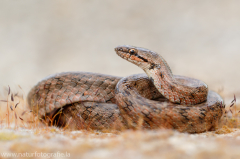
[27,45,224,133]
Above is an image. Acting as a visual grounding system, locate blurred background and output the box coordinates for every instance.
[0,0,239,101]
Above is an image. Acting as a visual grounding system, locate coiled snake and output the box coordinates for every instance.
[27,45,224,133]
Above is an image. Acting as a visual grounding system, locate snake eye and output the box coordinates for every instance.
[129,49,135,54]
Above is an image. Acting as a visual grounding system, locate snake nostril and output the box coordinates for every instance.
[115,47,122,52]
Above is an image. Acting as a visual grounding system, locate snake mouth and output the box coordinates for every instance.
[115,45,148,66]
[115,50,129,61]
[115,46,132,60]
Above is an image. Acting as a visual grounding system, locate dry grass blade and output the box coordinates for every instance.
[8,85,10,95]
[21,110,27,116]
[11,93,14,101]
[15,102,20,108]
[15,112,17,119]
[19,117,23,120]
[18,85,22,89]
[231,95,236,104]
[10,105,13,111]
[0,100,7,102]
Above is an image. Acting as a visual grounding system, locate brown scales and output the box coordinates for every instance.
[27,45,224,133]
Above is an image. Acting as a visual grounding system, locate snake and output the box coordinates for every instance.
[27,45,224,133]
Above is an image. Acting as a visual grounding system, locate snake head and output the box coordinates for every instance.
[115,45,162,71]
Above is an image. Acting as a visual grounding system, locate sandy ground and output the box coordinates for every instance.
[0,1,240,159]
[0,126,239,159]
